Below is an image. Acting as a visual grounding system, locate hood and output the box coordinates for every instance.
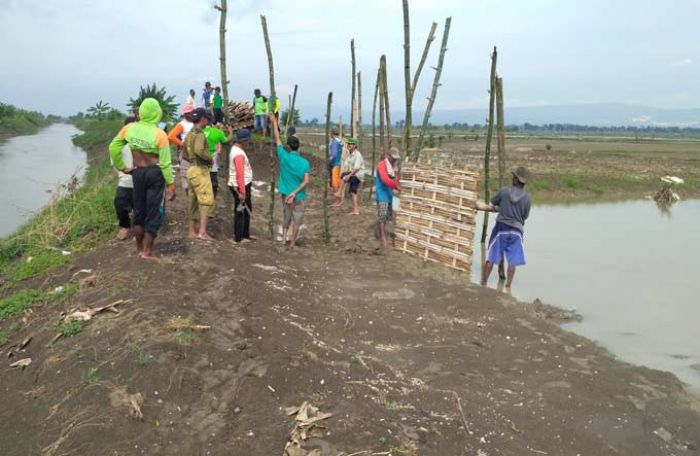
[138,98,163,125]
[508,186,527,203]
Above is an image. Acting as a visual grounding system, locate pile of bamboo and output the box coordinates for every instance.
[395,162,479,273]
[225,101,255,129]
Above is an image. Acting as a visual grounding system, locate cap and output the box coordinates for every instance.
[330,127,339,135]
[287,126,297,136]
[512,166,530,184]
[347,137,358,145]
[287,136,300,150]
[388,147,401,159]
[236,128,251,142]
[190,107,210,122]
[182,104,195,114]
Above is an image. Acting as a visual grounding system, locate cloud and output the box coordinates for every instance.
[671,58,692,67]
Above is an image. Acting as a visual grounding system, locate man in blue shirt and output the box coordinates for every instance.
[269,114,310,247]
[328,127,343,207]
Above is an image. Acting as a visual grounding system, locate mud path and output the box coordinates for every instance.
[0,144,698,455]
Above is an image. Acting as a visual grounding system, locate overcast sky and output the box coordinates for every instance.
[1,0,699,119]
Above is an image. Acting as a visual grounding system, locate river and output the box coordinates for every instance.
[0,124,86,238]
[472,199,700,394]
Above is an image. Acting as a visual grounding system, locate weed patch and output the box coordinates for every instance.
[83,366,99,385]
[587,184,604,196]
[10,251,70,281]
[563,178,580,189]
[0,289,46,321]
[59,318,85,337]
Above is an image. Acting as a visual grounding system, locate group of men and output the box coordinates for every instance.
[108,91,532,288]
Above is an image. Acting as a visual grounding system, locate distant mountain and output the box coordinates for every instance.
[424,103,700,127]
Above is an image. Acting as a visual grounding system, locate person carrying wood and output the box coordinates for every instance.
[109,98,176,260]
[374,147,401,247]
[479,166,532,289]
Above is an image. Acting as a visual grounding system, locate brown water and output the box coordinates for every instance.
[0,124,86,238]
[473,199,700,394]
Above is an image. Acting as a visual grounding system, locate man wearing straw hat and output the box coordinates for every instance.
[480,166,532,289]
[374,147,401,247]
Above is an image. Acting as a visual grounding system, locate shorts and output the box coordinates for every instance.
[282,195,305,228]
[210,171,219,194]
[254,114,267,130]
[377,201,392,224]
[487,223,526,266]
[330,166,341,190]
[213,108,224,124]
[186,165,214,219]
[348,176,361,194]
[132,166,165,237]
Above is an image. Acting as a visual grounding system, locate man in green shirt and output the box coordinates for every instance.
[183,108,215,241]
[212,87,224,124]
[268,114,309,247]
[253,89,268,135]
[203,122,234,198]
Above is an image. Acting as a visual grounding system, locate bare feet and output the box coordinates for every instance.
[246,235,257,241]
[187,231,197,239]
[197,233,215,242]
[139,252,161,262]
[239,238,251,244]
[350,210,360,215]
[116,228,131,241]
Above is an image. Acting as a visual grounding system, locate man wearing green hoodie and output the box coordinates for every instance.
[109,98,176,260]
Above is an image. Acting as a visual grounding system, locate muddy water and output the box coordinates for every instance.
[0,124,86,238]
[472,199,700,394]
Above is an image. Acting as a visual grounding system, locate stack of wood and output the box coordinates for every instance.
[224,101,255,129]
[395,162,479,273]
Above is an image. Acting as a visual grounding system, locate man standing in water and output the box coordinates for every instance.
[480,166,532,289]
[109,98,175,259]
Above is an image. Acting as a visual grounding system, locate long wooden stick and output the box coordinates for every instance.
[403,0,438,160]
[357,71,363,137]
[216,0,229,105]
[415,17,451,159]
[370,67,380,200]
[480,46,498,244]
[496,75,506,188]
[378,62,386,155]
[351,38,357,137]
[261,14,277,240]
[381,55,393,150]
[323,92,333,244]
[286,83,298,133]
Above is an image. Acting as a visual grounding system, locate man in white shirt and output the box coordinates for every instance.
[113,116,136,240]
[341,137,365,215]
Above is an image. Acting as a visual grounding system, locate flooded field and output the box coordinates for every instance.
[0,124,86,238]
[473,199,700,393]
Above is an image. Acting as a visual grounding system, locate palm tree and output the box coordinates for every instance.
[87,100,110,120]
[127,83,178,122]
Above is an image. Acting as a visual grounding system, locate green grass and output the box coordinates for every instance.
[563,178,580,189]
[0,120,120,282]
[83,366,99,385]
[587,184,605,196]
[0,321,21,346]
[174,329,196,346]
[59,318,85,337]
[0,289,46,321]
[131,344,150,366]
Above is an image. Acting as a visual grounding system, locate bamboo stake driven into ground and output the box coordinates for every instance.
[480,46,498,244]
[380,55,393,150]
[496,75,506,187]
[351,39,357,137]
[261,14,277,240]
[378,62,387,156]
[370,67,380,200]
[216,0,229,105]
[286,84,298,134]
[415,17,451,159]
[323,92,333,244]
[357,71,363,138]
[402,0,438,160]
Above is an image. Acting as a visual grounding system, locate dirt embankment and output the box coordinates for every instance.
[1,141,699,455]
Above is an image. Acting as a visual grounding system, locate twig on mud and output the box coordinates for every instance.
[450,390,473,436]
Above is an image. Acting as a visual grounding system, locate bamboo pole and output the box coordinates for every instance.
[351,39,357,137]
[496,75,506,188]
[379,64,386,155]
[380,55,393,150]
[323,92,333,244]
[370,67,380,200]
[286,83,298,133]
[216,0,229,104]
[357,71,363,137]
[480,46,498,244]
[261,14,277,240]
[415,17,452,159]
[402,0,438,160]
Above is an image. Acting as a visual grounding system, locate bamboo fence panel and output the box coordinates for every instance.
[395,162,479,273]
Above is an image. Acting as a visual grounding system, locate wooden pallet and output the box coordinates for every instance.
[395,162,479,273]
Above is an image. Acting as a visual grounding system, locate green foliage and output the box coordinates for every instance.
[174,329,195,346]
[281,108,301,127]
[131,344,150,366]
[0,290,46,321]
[59,318,85,337]
[530,181,552,191]
[83,366,99,385]
[127,83,178,122]
[587,184,604,196]
[0,321,21,346]
[563,178,580,189]
[0,102,50,136]
[86,100,111,121]
[10,251,70,281]
[545,144,552,151]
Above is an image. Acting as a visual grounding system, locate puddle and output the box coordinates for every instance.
[472,199,700,394]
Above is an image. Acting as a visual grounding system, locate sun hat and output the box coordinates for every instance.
[388,147,401,159]
[512,166,530,184]
[347,137,358,145]
[236,128,251,142]
[182,104,195,114]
